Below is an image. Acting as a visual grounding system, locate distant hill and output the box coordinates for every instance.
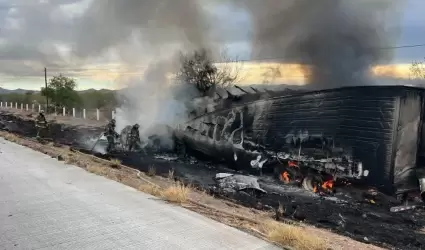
[0,88,34,94]
[79,88,115,93]
[0,88,115,94]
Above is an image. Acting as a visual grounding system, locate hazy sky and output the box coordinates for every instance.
[0,0,424,90]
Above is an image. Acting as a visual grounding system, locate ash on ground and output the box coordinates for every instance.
[2,112,424,250]
[129,152,425,250]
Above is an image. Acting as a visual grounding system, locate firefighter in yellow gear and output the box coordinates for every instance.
[35,110,48,138]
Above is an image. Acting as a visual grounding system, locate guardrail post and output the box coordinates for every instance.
[32,104,34,111]
[72,108,75,117]
[26,104,28,111]
[38,105,41,112]
[15,102,17,109]
[112,110,115,119]
[83,109,86,119]
[63,107,66,116]
[20,103,23,110]
[96,109,100,121]
[0,102,2,107]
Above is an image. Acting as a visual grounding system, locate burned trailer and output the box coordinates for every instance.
[174,85,425,198]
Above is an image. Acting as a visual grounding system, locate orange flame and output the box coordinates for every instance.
[288,161,298,168]
[280,171,290,183]
[321,180,334,191]
[313,185,317,193]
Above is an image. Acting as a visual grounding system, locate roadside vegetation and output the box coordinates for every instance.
[0,130,328,250]
[0,75,117,112]
[0,48,241,111]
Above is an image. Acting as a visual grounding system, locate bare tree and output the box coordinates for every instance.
[177,48,243,96]
[261,66,282,84]
[410,58,425,80]
[214,48,244,89]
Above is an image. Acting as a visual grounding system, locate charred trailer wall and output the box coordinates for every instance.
[251,86,425,195]
[394,89,425,194]
[176,86,425,195]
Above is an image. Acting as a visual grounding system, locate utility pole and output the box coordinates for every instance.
[44,67,48,113]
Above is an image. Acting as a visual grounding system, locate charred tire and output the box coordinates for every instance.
[274,163,301,182]
[302,174,322,192]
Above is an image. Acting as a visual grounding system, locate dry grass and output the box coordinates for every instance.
[147,165,156,176]
[161,181,191,204]
[261,220,327,250]
[87,164,110,176]
[110,158,121,168]
[138,184,163,197]
[168,169,175,179]
[3,133,19,142]
[65,154,81,165]
[138,180,191,205]
[0,130,331,250]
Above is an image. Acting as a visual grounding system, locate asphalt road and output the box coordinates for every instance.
[0,138,279,250]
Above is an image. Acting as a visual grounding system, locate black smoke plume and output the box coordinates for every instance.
[228,0,405,89]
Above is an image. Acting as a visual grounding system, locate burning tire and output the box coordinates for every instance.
[275,161,302,185]
[302,174,322,192]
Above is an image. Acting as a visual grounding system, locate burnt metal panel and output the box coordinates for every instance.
[178,86,425,194]
[392,90,423,193]
[251,87,401,192]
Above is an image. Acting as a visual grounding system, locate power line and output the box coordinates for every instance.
[378,43,425,49]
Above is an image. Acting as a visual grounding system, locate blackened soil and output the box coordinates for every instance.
[1,111,425,250]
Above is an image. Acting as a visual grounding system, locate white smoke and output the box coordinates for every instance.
[113,57,201,148]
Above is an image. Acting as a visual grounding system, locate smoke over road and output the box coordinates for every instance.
[113,57,199,146]
[227,0,405,89]
[4,1,409,146]
[78,0,406,146]
[72,0,217,146]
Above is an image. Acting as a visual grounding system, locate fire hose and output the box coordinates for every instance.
[90,133,104,152]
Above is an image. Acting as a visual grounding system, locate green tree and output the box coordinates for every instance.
[79,89,117,109]
[41,74,82,111]
[23,91,34,104]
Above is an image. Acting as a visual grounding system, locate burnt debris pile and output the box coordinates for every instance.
[173,84,425,249]
[175,85,425,198]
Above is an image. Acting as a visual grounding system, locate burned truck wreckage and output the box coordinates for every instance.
[173,85,425,204]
